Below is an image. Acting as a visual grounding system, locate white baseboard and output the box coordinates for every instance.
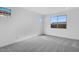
[0,34,40,48]
[15,34,40,43]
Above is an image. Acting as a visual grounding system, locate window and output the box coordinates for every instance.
[50,15,67,29]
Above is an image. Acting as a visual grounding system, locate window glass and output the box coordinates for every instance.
[50,15,67,29]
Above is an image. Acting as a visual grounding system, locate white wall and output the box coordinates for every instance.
[0,7,43,47]
[44,8,79,40]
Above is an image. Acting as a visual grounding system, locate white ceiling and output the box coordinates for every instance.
[24,7,75,15]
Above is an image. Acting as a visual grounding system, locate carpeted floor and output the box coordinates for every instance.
[0,35,79,52]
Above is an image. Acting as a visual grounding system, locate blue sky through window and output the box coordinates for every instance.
[58,16,67,22]
[50,15,67,23]
[50,16,58,23]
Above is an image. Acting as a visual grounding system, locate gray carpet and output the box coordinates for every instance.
[0,35,79,52]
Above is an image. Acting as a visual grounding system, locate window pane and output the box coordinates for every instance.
[58,16,67,22]
[50,15,67,29]
[50,16,58,23]
[50,16,58,28]
[57,16,67,28]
